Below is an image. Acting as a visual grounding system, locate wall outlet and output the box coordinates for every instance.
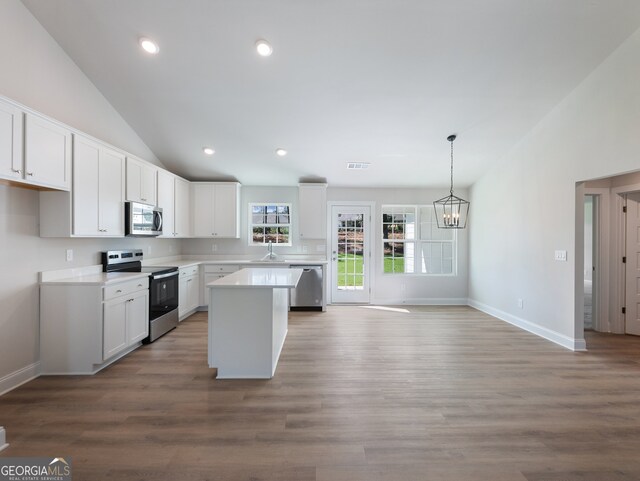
[302,245,309,254]
[517,298,524,309]
[65,249,73,262]
[554,250,568,261]
[212,243,217,252]
[147,245,152,255]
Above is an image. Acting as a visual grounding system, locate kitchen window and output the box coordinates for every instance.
[249,203,292,246]
[382,205,456,275]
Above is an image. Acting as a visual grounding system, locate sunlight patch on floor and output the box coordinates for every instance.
[360,305,410,314]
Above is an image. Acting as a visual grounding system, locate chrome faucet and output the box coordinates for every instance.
[267,241,275,260]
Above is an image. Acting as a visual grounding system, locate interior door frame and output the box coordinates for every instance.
[326,201,376,305]
[584,188,610,333]
[611,182,640,334]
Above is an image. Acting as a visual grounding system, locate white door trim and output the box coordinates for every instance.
[584,188,610,333]
[610,183,640,333]
[326,201,376,304]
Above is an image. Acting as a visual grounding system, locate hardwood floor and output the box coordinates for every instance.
[3,306,640,480]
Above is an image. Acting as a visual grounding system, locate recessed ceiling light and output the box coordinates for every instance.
[347,162,370,170]
[139,37,159,54]
[203,147,215,156]
[255,39,273,57]
[275,148,287,157]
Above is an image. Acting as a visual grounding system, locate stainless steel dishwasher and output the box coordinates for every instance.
[290,265,323,310]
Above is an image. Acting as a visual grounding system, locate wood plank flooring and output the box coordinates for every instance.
[2,306,640,480]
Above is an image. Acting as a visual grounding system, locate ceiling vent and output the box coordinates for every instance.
[346,162,370,170]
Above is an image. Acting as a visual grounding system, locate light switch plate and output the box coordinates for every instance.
[66,249,73,262]
[554,250,568,261]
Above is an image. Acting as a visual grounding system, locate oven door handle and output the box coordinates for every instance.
[152,271,179,280]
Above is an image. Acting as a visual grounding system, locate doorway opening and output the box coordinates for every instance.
[583,195,597,330]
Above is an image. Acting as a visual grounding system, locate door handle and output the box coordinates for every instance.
[11,168,21,174]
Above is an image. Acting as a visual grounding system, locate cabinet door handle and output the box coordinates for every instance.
[137,284,143,287]
[116,289,122,293]
[11,168,21,174]
[141,198,147,202]
[187,279,192,282]
[27,172,34,176]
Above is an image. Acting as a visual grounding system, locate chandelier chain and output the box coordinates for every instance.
[450,137,454,195]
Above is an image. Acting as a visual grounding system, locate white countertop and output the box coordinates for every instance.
[40,271,149,286]
[145,257,327,268]
[207,268,303,289]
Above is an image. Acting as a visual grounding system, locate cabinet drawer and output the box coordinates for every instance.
[180,265,199,277]
[104,277,148,301]
[204,264,239,273]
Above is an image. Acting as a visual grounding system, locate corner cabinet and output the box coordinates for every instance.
[40,134,125,237]
[126,156,157,205]
[298,183,327,239]
[175,178,191,237]
[191,182,241,238]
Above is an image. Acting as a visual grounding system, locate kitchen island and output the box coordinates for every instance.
[207,268,303,379]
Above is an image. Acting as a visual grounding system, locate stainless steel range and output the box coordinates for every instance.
[102,249,179,343]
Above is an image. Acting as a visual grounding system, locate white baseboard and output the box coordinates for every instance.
[0,362,41,396]
[0,426,7,452]
[468,299,587,351]
[370,298,469,306]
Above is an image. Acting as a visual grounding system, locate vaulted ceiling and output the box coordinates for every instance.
[22,0,640,187]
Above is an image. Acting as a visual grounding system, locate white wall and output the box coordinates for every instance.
[0,0,162,167]
[469,26,640,349]
[327,187,469,303]
[0,0,179,391]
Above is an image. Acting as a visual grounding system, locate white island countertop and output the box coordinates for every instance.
[208,268,303,289]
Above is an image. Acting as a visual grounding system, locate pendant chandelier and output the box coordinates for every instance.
[433,134,469,229]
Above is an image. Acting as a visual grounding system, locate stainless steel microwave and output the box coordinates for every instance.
[125,202,163,237]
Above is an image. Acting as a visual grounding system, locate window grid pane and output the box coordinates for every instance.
[383,205,456,275]
[249,203,292,245]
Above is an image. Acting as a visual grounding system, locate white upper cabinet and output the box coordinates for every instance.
[157,170,190,238]
[174,177,191,237]
[214,183,240,238]
[0,98,23,182]
[126,156,157,205]
[41,134,124,237]
[72,135,125,237]
[1,104,71,191]
[24,113,72,190]
[298,183,327,239]
[157,169,175,238]
[191,182,240,238]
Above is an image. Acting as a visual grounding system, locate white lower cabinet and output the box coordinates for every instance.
[103,285,148,361]
[40,276,149,374]
[178,265,200,319]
